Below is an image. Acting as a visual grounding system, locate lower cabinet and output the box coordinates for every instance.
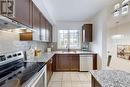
[71,55,79,71]
[55,54,79,71]
[46,54,97,85]
[47,58,53,84]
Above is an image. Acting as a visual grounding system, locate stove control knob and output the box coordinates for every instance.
[0,55,6,62]
[7,55,12,59]
[13,54,17,57]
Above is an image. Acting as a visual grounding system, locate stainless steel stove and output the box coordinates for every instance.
[0,51,46,87]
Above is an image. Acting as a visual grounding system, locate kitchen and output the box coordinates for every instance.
[1,0,130,87]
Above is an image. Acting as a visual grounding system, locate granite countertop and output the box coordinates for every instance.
[25,52,55,63]
[90,70,130,87]
[25,51,97,63]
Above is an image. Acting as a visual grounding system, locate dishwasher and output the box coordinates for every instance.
[80,55,93,71]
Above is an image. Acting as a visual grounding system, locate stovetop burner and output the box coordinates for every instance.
[19,62,46,85]
[0,51,46,87]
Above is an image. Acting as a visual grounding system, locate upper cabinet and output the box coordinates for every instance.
[48,23,52,42]
[0,0,33,28]
[40,14,52,42]
[15,0,32,27]
[32,3,41,41]
[31,2,52,42]
[40,15,46,41]
[82,24,92,42]
[0,0,52,42]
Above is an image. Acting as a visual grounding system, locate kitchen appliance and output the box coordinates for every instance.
[80,55,93,71]
[24,65,47,87]
[0,51,46,87]
[0,15,28,30]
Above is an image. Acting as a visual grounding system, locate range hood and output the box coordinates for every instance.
[0,15,27,30]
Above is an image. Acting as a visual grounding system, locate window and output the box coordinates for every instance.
[58,29,81,49]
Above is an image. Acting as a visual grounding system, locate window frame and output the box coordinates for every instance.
[57,29,82,50]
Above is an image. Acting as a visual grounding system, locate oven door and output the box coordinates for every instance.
[33,72,45,87]
[32,65,47,87]
[25,65,47,87]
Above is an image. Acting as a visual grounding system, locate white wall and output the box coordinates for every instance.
[91,0,129,69]
[91,9,108,69]
[106,0,130,73]
[107,22,130,73]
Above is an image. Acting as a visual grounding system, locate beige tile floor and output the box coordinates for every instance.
[48,72,91,87]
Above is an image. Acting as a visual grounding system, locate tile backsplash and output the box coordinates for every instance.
[0,30,47,54]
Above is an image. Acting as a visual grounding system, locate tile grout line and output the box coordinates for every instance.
[48,72,91,87]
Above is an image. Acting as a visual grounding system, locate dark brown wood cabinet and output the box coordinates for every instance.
[45,19,52,42]
[52,55,56,71]
[32,3,41,41]
[55,54,79,71]
[0,0,33,27]
[48,23,52,42]
[93,54,97,70]
[71,54,79,71]
[1,0,53,42]
[40,14,52,42]
[56,54,71,71]
[15,0,31,27]
[29,0,33,27]
[47,58,53,84]
[40,15,46,41]
[82,24,92,42]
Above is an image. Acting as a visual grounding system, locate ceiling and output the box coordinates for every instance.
[48,0,113,21]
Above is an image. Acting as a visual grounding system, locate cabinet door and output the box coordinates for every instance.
[56,54,71,71]
[47,58,53,84]
[93,54,97,70]
[32,4,40,41]
[40,16,46,41]
[52,55,56,72]
[50,58,53,80]
[47,60,50,84]
[15,0,30,27]
[71,54,79,71]
[45,20,52,42]
[82,24,92,42]
[48,23,52,42]
[29,0,33,27]
[45,20,49,42]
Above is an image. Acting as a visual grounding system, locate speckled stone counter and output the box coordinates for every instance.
[25,52,55,63]
[25,51,97,63]
[90,70,130,87]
